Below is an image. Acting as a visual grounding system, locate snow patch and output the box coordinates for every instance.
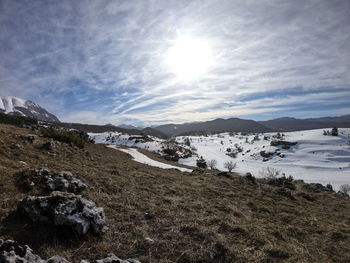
[108,145,192,172]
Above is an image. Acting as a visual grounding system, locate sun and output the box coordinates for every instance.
[165,36,213,81]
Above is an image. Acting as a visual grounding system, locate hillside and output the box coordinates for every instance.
[0,122,350,262]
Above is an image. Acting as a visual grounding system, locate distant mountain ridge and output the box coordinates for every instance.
[0,96,60,122]
[117,124,143,130]
[153,118,272,136]
[152,115,350,136]
[259,115,350,132]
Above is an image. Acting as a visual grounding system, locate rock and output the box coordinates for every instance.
[35,168,50,176]
[42,140,55,151]
[144,212,154,220]
[267,175,295,190]
[95,253,141,263]
[11,143,22,149]
[18,192,107,236]
[23,134,38,144]
[46,256,70,263]
[47,172,87,194]
[307,183,334,193]
[0,239,45,263]
[145,237,155,244]
[25,168,87,194]
[277,187,293,198]
[296,192,315,201]
[0,240,139,263]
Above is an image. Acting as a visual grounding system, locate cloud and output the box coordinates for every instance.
[0,0,349,125]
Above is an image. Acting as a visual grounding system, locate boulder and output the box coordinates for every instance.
[24,168,87,194]
[22,134,38,144]
[267,175,295,190]
[42,140,55,151]
[17,192,107,236]
[296,192,315,201]
[0,239,43,263]
[95,253,141,263]
[47,172,87,194]
[0,240,140,263]
[277,187,293,199]
[307,183,334,193]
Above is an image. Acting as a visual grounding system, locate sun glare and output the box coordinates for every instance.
[165,36,213,81]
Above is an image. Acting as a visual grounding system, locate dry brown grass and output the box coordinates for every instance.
[0,123,350,263]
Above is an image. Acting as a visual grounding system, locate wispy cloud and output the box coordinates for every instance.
[0,0,349,125]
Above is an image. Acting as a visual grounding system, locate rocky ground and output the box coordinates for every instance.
[0,123,350,263]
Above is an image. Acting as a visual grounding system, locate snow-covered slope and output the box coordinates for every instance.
[90,132,164,153]
[177,129,350,190]
[90,128,350,190]
[0,96,60,122]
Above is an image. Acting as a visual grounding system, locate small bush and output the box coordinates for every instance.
[259,167,281,180]
[331,127,338,136]
[245,172,256,183]
[196,156,207,168]
[40,127,88,148]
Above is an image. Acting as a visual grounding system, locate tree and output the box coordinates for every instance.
[224,161,236,172]
[207,159,217,169]
[196,156,207,168]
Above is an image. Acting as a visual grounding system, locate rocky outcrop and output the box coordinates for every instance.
[94,253,141,263]
[307,183,334,193]
[0,240,140,263]
[0,239,68,263]
[0,239,43,263]
[46,171,87,194]
[17,192,106,236]
[22,168,87,194]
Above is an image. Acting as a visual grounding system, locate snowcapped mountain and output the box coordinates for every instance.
[0,96,60,122]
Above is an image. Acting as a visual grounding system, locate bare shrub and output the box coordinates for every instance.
[259,167,281,180]
[339,184,350,196]
[224,161,236,172]
[207,159,218,169]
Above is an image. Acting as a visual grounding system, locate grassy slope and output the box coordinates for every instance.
[0,123,349,263]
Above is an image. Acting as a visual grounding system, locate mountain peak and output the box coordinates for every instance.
[0,96,60,123]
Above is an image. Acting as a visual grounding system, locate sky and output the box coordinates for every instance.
[0,0,349,126]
